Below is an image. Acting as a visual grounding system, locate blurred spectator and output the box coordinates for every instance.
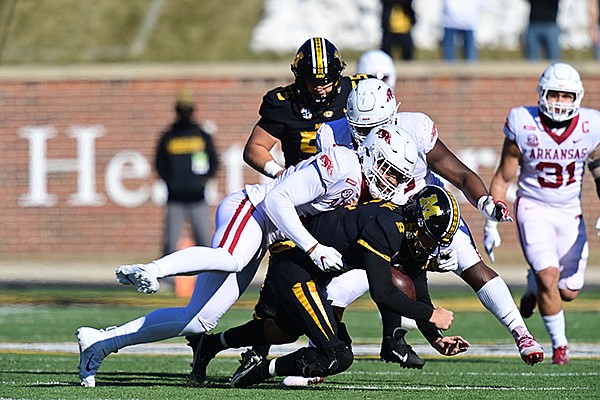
[356,49,397,89]
[440,0,488,62]
[590,0,600,61]
[380,0,415,61]
[155,90,219,256]
[524,0,560,61]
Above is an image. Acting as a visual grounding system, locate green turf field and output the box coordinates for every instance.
[1,286,599,399]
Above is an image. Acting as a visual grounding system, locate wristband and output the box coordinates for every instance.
[264,160,284,179]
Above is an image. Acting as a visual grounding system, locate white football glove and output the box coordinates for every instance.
[483,220,501,263]
[596,216,600,237]
[428,249,458,272]
[309,244,346,272]
[477,195,513,223]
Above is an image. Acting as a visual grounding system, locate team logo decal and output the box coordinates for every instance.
[323,110,334,118]
[340,188,354,199]
[376,128,392,144]
[526,134,539,147]
[319,154,334,176]
[301,108,313,120]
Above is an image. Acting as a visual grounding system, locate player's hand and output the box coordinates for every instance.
[478,195,513,223]
[308,244,346,272]
[483,220,501,263]
[595,216,600,237]
[432,336,471,356]
[429,306,454,330]
[427,249,458,272]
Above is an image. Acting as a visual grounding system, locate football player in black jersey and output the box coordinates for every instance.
[188,186,471,388]
[243,36,367,177]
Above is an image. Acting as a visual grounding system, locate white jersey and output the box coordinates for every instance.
[505,106,600,211]
[246,145,363,251]
[316,112,440,205]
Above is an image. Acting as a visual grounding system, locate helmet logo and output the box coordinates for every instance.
[376,128,392,144]
[386,88,394,102]
[419,194,441,220]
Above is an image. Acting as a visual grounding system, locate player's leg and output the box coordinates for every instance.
[451,217,543,365]
[231,252,353,388]
[77,269,251,387]
[116,190,265,293]
[522,202,587,365]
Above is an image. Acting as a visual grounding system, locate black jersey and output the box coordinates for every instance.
[257,74,367,167]
[274,199,439,340]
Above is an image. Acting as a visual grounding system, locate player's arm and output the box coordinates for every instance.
[362,252,453,330]
[587,143,600,235]
[489,137,521,201]
[427,138,489,208]
[243,124,284,178]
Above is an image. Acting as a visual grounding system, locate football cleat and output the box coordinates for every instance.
[282,376,325,386]
[512,327,544,365]
[519,292,537,319]
[380,328,425,369]
[230,350,270,388]
[76,327,109,387]
[115,264,159,294]
[187,334,220,387]
[551,345,569,365]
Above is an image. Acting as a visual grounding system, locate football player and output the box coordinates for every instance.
[76,126,418,387]
[485,62,600,365]
[315,78,544,367]
[243,36,367,178]
[189,185,470,388]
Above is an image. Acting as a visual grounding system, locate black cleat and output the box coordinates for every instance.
[380,328,425,369]
[230,350,270,388]
[186,334,220,387]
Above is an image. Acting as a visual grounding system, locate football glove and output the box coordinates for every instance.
[477,195,513,222]
[309,244,346,272]
[427,249,458,272]
[483,220,501,263]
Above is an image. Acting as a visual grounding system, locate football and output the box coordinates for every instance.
[390,267,416,300]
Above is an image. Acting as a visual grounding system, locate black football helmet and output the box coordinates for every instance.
[404,185,461,262]
[291,37,346,111]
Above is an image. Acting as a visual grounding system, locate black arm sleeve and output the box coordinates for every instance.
[362,251,434,322]
[412,272,443,344]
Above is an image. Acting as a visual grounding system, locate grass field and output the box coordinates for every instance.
[1,286,599,399]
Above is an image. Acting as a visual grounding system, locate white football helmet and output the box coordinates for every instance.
[356,49,397,89]
[536,62,584,122]
[346,78,399,144]
[358,124,418,201]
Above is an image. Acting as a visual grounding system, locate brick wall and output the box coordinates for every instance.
[2,63,599,263]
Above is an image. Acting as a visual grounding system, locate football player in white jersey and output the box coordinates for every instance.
[317,78,544,366]
[485,62,600,365]
[75,126,418,387]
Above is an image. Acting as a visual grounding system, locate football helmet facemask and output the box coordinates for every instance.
[358,124,418,201]
[291,37,346,111]
[537,62,584,123]
[346,78,399,145]
[404,186,461,262]
[356,49,397,89]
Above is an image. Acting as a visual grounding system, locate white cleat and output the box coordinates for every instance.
[77,327,108,388]
[115,264,160,294]
[282,376,325,387]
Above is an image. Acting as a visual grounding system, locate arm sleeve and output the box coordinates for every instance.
[316,123,335,153]
[412,272,443,344]
[262,163,326,252]
[363,251,434,322]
